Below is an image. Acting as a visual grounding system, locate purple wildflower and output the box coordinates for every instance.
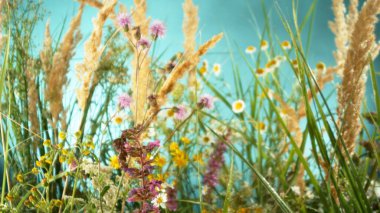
[137,37,151,48]
[203,131,231,201]
[113,126,163,212]
[150,20,166,39]
[147,140,160,150]
[166,186,178,211]
[198,94,215,110]
[174,105,188,120]
[118,93,132,109]
[117,13,132,29]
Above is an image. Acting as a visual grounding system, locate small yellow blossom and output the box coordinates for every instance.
[180,137,191,145]
[32,167,39,175]
[316,62,326,72]
[256,68,266,76]
[43,139,51,146]
[62,149,69,155]
[199,60,208,75]
[86,141,95,150]
[16,174,24,183]
[167,109,175,117]
[173,150,188,167]
[193,153,204,165]
[245,45,256,54]
[59,156,66,163]
[260,40,268,51]
[110,155,120,169]
[6,194,14,202]
[57,143,64,149]
[154,155,167,167]
[74,130,82,138]
[36,160,42,167]
[114,116,123,125]
[44,159,52,164]
[58,132,66,140]
[281,40,291,50]
[232,100,245,114]
[212,63,221,76]
[257,122,267,133]
[82,150,90,156]
[169,142,179,153]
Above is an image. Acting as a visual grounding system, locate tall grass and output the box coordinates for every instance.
[0,0,379,212]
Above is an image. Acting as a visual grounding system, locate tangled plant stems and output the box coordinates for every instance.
[1,0,380,212]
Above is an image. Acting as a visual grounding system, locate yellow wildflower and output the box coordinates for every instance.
[36,160,42,167]
[154,155,167,167]
[43,139,51,146]
[110,155,120,169]
[180,137,191,145]
[58,132,66,140]
[32,167,38,175]
[193,153,204,165]
[114,116,123,125]
[173,150,188,167]
[16,174,24,183]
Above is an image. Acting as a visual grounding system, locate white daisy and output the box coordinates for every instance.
[260,40,268,51]
[256,68,266,77]
[232,99,245,114]
[152,193,167,209]
[281,40,291,50]
[245,45,256,54]
[315,62,326,73]
[212,63,221,76]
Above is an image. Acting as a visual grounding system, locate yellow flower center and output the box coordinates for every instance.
[234,102,243,110]
[256,68,265,74]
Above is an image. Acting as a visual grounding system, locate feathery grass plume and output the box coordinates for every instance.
[273,93,305,193]
[76,0,117,110]
[40,20,52,73]
[132,0,149,35]
[183,0,198,55]
[77,0,103,9]
[329,0,348,76]
[337,0,380,157]
[156,33,223,108]
[25,59,40,134]
[347,0,359,35]
[144,33,223,125]
[130,0,152,125]
[46,4,83,128]
[182,0,199,87]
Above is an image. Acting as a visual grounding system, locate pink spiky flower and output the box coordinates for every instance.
[150,20,166,39]
[118,93,132,109]
[198,94,215,110]
[137,37,151,48]
[117,13,132,30]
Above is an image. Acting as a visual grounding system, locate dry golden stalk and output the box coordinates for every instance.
[347,0,359,35]
[145,33,223,123]
[337,0,380,156]
[130,0,152,125]
[76,0,117,110]
[182,0,199,87]
[25,59,40,134]
[183,0,198,55]
[46,4,84,127]
[77,0,103,9]
[329,0,348,76]
[40,20,52,73]
[132,0,150,35]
